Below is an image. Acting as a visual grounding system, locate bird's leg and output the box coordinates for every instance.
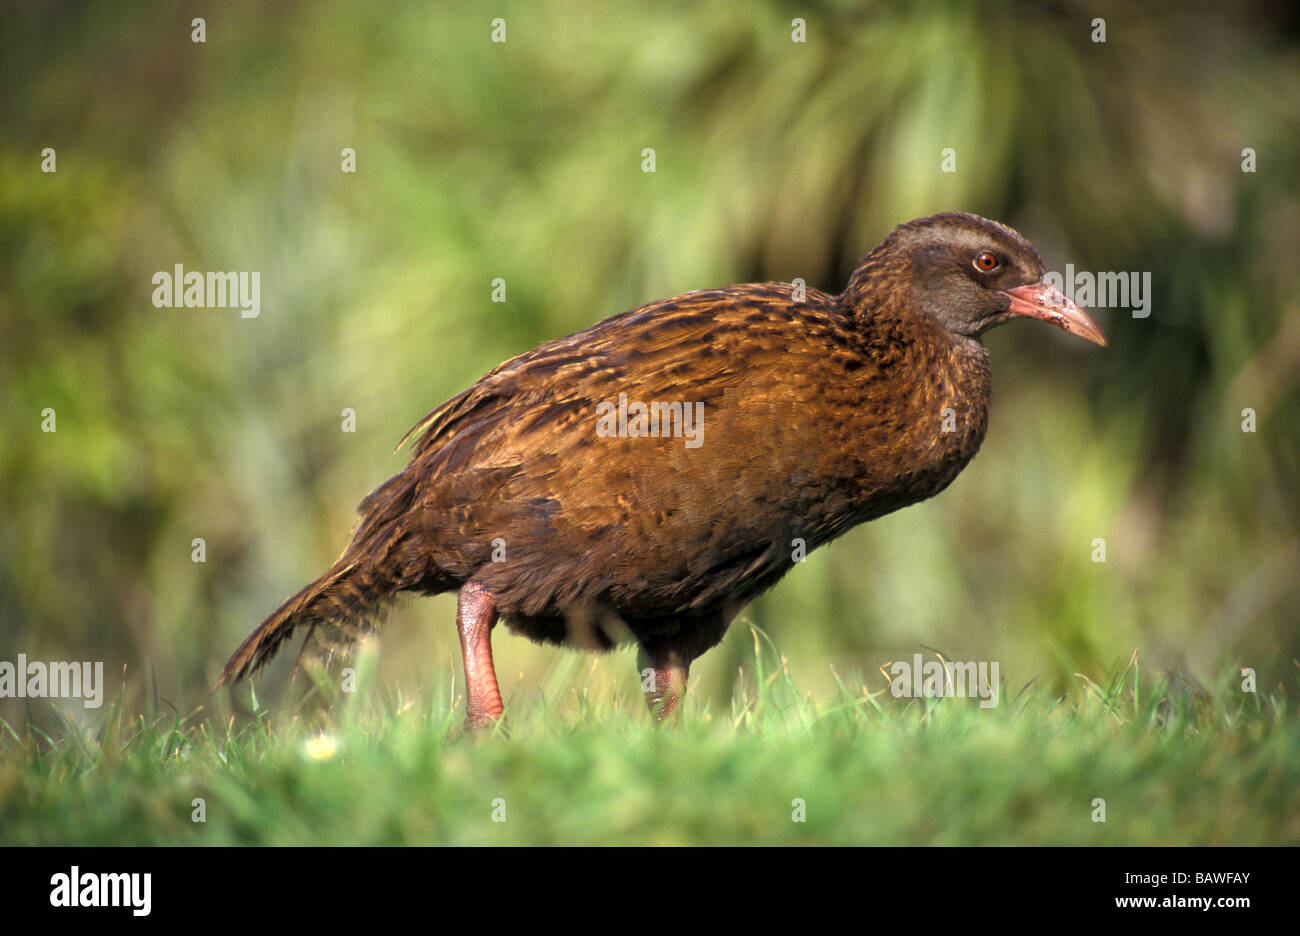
[637,645,689,723]
[456,581,504,730]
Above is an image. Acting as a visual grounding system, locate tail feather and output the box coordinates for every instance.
[216,464,431,693]
[214,531,423,691]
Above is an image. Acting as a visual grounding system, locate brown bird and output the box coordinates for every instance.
[216,211,1106,728]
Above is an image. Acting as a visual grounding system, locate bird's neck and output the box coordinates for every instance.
[838,294,993,518]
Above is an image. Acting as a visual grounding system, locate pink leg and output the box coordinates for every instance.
[457,581,504,729]
[638,646,689,722]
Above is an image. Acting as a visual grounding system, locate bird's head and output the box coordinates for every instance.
[851,211,1108,348]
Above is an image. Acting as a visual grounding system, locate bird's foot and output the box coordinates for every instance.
[450,711,509,740]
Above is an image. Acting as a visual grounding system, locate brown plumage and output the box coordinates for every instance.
[216,212,1106,727]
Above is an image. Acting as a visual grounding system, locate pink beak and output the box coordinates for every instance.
[1001,281,1108,348]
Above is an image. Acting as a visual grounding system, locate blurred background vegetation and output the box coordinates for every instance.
[1,0,1297,733]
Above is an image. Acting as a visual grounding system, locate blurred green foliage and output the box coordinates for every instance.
[1,1,1297,730]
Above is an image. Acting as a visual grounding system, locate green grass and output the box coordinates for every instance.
[1,639,1296,845]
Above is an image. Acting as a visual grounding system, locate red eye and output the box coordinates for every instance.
[974,252,999,272]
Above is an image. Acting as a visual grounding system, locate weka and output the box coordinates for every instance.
[217,212,1106,727]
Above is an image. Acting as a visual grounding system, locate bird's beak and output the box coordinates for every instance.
[1001,281,1108,347]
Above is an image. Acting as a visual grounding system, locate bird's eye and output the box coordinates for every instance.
[974,252,999,272]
